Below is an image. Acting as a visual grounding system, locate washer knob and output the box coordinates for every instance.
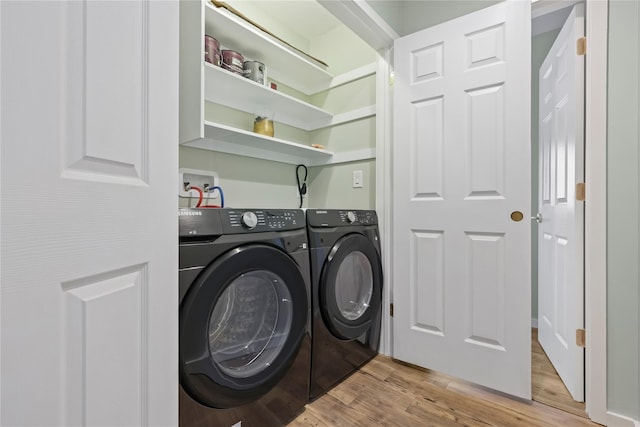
[346,211,357,223]
[241,211,258,229]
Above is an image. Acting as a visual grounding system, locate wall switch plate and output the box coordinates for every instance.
[353,170,363,188]
[179,168,220,199]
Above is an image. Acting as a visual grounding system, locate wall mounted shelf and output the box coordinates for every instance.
[204,2,333,95]
[181,121,334,165]
[204,64,333,131]
[180,1,377,166]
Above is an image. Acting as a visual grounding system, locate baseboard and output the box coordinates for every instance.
[606,411,640,427]
[531,318,539,328]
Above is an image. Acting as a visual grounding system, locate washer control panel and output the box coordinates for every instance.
[225,209,304,232]
[307,209,378,227]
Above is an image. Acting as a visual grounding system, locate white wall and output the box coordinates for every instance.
[179,147,301,209]
[309,160,376,209]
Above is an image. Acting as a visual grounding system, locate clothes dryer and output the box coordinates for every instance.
[306,209,383,401]
[179,208,310,427]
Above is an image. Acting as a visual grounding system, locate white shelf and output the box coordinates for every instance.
[180,1,377,166]
[204,64,333,131]
[204,3,333,95]
[313,148,377,166]
[181,121,335,165]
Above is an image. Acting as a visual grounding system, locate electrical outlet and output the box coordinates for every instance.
[179,168,220,199]
[352,170,363,188]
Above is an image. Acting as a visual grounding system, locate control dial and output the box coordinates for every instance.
[346,211,357,224]
[241,211,258,229]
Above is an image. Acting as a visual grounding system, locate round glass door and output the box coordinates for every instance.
[334,251,373,321]
[320,233,382,340]
[208,270,293,379]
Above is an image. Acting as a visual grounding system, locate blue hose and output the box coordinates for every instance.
[210,186,224,207]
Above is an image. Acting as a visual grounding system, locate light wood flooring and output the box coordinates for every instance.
[532,328,587,418]
[289,330,597,426]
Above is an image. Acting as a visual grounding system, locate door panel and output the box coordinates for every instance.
[393,0,531,399]
[537,4,585,402]
[1,1,179,425]
[411,231,444,334]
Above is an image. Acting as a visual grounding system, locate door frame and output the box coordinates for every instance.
[368,0,608,423]
[583,0,608,424]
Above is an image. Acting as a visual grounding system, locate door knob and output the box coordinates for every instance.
[531,213,543,223]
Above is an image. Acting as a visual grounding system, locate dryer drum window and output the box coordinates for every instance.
[320,233,383,340]
[334,251,373,321]
[208,270,293,379]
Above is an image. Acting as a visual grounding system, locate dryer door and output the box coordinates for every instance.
[180,244,308,409]
[320,233,383,340]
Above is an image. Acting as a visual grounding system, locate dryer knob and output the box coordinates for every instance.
[241,211,258,229]
[346,211,357,223]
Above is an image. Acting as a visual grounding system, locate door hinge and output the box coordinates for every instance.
[389,71,395,87]
[576,329,586,347]
[390,303,394,317]
[576,182,586,201]
[577,37,587,55]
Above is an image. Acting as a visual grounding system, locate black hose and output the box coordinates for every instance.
[296,164,308,209]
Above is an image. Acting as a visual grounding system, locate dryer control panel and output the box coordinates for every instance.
[306,209,378,227]
[224,209,305,233]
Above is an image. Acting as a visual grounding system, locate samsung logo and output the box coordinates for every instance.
[179,211,202,216]
[316,210,328,214]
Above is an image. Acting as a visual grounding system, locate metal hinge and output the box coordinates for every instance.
[576,182,586,201]
[577,37,587,55]
[576,329,586,347]
[389,71,395,87]
[390,303,394,317]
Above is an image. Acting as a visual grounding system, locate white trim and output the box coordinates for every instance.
[375,50,393,356]
[531,318,539,328]
[317,0,399,52]
[584,0,608,424]
[0,0,3,421]
[325,62,377,92]
[327,105,376,128]
[531,0,582,19]
[607,412,640,427]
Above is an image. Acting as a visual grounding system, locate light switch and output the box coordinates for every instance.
[352,170,363,188]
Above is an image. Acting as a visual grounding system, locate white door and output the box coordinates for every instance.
[1,1,179,425]
[392,1,532,399]
[537,4,585,402]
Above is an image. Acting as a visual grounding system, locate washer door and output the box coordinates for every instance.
[180,244,308,409]
[320,233,383,340]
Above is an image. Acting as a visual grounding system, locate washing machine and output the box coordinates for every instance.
[306,209,383,401]
[179,208,311,427]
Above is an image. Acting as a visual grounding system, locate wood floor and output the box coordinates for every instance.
[288,331,597,426]
[532,328,587,418]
